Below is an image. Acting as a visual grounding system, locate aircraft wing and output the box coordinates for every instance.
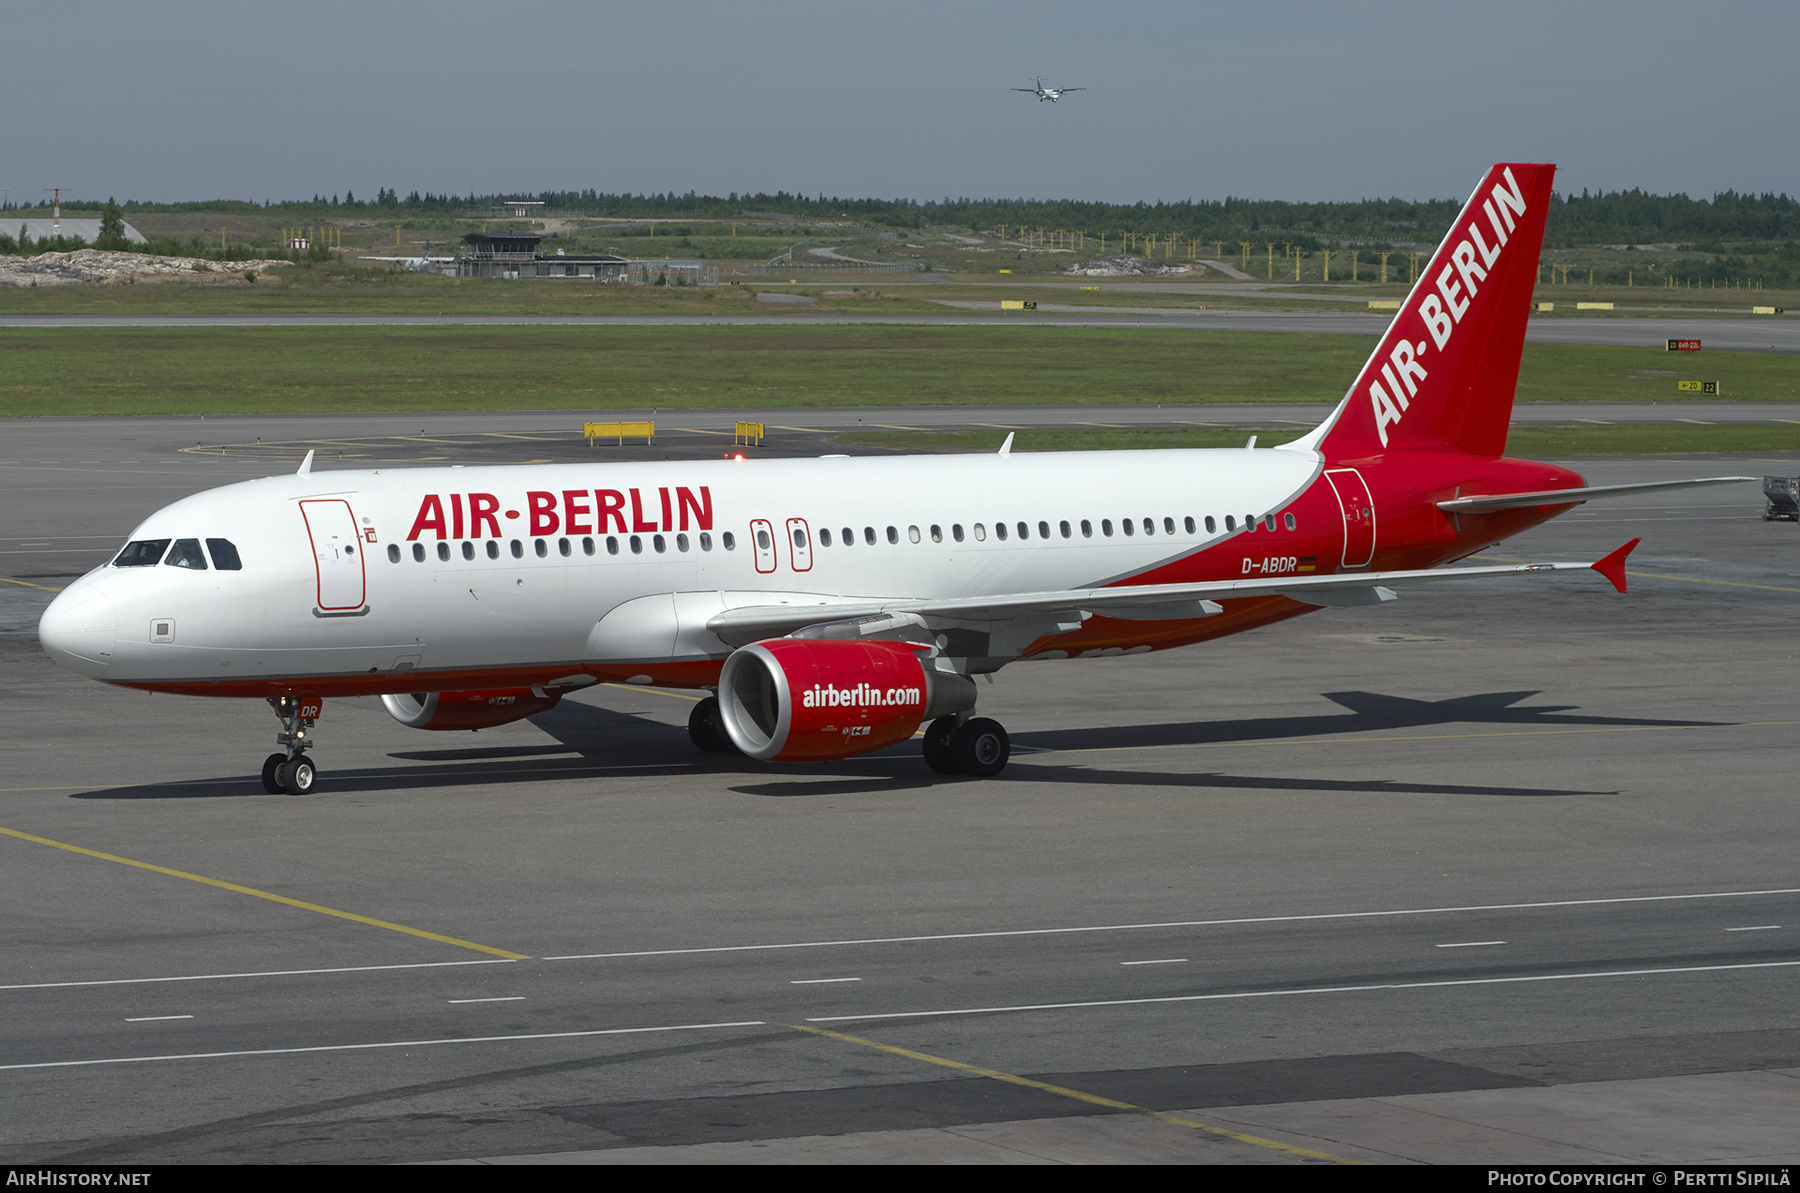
[1436,476,1752,514]
[705,540,1640,647]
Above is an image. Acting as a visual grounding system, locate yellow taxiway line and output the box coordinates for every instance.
[0,825,529,960]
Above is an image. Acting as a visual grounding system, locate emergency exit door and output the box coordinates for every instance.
[1324,469,1376,570]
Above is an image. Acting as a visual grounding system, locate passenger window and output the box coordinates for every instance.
[608,536,621,555]
[1102,519,1113,536]
[973,524,986,541]
[558,537,571,557]
[698,533,711,552]
[511,540,524,558]
[1205,516,1216,534]
[930,525,943,543]
[439,542,451,561]
[886,526,898,544]
[486,541,500,559]
[653,534,667,553]
[792,528,807,549]
[841,527,853,546]
[864,527,876,545]
[677,533,690,552]
[206,538,243,570]
[1185,517,1196,534]
[630,535,644,555]
[1122,519,1134,537]
[909,526,921,543]
[1164,517,1176,535]
[534,539,548,558]
[410,543,424,562]
[1081,520,1092,538]
[819,528,833,547]
[951,524,963,542]
[1265,514,1277,531]
[1145,518,1156,535]
[463,541,476,560]
[1284,513,1297,531]
[995,521,1009,541]
[756,528,771,551]
[1060,521,1071,538]
[1017,522,1029,540]
[165,539,208,570]
[723,532,736,550]
[389,544,403,563]
[1038,521,1050,539]
[1225,516,1236,532]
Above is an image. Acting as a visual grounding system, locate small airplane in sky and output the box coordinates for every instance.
[1013,78,1084,102]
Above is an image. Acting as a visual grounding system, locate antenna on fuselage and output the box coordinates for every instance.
[296,449,315,476]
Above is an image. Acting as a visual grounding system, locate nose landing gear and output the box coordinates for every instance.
[263,695,321,795]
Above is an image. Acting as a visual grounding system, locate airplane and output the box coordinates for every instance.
[38,161,1750,796]
[360,239,452,273]
[1013,77,1084,102]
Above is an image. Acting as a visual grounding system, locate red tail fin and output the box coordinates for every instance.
[1309,163,1556,463]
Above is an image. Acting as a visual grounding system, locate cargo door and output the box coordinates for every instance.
[1324,469,1376,570]
[299,499,367,610]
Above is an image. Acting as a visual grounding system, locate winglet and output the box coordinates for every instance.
[998,433,1014,456]
[1591,538,1639,594]
[296,449,314,477]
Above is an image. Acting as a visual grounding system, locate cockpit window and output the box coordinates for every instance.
[164,539,208,570]
[206,538,243,570]
[114,539,170,567]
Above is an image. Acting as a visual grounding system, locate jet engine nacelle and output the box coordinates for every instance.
[718,638,977,762]
[381,687,562,731]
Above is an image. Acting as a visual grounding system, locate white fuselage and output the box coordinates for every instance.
[40,447,1322,694]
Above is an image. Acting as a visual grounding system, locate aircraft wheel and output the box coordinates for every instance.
[279,756,317,796]
[688,696,738,754]
[261,753,287,794]
[952,718,1010,778]
[922,716,960,775]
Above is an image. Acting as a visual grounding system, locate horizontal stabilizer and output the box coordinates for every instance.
[1437,477,1754,514]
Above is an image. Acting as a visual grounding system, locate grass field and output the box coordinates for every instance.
[833,425,1800,457]
[1,326,1796,418]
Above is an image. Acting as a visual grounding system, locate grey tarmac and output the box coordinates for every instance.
[2,415,1799,1164]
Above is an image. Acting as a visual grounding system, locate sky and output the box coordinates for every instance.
[6,1,1795,209]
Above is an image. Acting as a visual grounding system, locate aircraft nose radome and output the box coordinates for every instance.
[38,580,117,673]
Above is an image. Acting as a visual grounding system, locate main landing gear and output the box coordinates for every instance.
[262,695,320,795]
[923,714,1011,778]
[688,695,741,755]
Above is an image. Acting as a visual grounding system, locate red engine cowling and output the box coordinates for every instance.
[718,639,976,762]
[381,688,562,731]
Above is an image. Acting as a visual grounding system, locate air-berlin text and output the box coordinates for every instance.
[406,487,714,541]
[1369,166,1528,447]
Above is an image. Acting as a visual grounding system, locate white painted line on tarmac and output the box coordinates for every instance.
[542,887,1800,962]
[1436,941,1507,948]
[0,958,517,993]
[1120,959,1189,966]
[804,959,1800,1025]
[1726,925,1782,932]
[125,1015,193,1022]
[790,978,862,985]
[0,1020,768,1072]
[447,997,526,1004]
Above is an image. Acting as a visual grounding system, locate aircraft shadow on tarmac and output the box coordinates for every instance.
[71,689,1717,800]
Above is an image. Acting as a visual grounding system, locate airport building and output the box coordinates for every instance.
[454,231,710,284]
[455,231,630,281]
